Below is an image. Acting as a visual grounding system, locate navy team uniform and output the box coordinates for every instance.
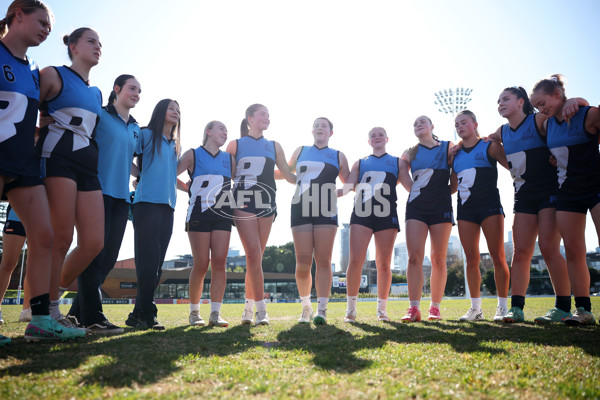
[0,41,43,195]
[291,145,340,227]
[3,204,26,237]
[69,105,140,327]
[233,135,277,217]
[186,146,233,232]
[38,66,102,190]
[502,114,558,214]
[547,106,600,213]
[129,128,178,325]
[350,153,400,232]
[453,139,503,224]
[406,141,454,226]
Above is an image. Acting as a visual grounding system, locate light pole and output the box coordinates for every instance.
[434,87,473,299]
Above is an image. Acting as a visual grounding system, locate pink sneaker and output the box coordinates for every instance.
[428,306,442,321]
[401,306,421,322]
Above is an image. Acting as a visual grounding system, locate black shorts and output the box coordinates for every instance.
[186,207,232,232]
[405,206,455,226]
[1,174,43,199]
[3,219,26,237]
[233,188,276,218]
[514,193,557,214]
[556,192,600,214]
[457,206,504,225]
[290,201,338,227]
[350,208,400,233]
[42,157,101,192]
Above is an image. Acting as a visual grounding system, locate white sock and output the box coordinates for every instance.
[210,302,221,313]
[317,297,328,312]
[49,300,60,319]
[244,298,254,312]
[498,297,508,309]
[57,286,68,298]
[346,295,358,312]
[190,303,200,312]
[377,298,387,313]
[300,295,311,308]
[430,301,441,309]
[471,297,482,310]
[255,300,266,312]
[409,300,420,308]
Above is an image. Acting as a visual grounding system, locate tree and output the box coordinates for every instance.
[262,242,296,273]
[482,269,496,295]
[392,273,407,283]
[445,261,465,296]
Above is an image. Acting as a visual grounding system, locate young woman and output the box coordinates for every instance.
[490,87,584,324]
[0,0,84,344]
[225,104,295,325]
[126,99,181,330]
[531,75,600,326]
[283,117,349,324]
[66,75,141,334]
[451,110,511,322]
[37,27,104,327]
[400,116,454,322]
[178,120,234,327]
[343,127,409,322]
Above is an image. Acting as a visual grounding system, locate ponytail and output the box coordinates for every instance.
[240,118,249,137]
[203,121,216,145]
[503,86,534,115]
[0,18,8,38]
[107,74,135,107]
[240,103,265,138]
[532,74,567,101]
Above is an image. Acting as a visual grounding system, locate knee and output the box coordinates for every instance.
[245,250,262,266]
[377,262,391,274]
[407,254,423,268]
[53,232,73,255]
[429,253,446,270]
[490,254,507,267]
[295,264,311,277]
[296,254,313,268]
[512,246,532,263]
[314,256,332,269]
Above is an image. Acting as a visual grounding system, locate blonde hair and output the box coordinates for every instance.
[0,0,52,39]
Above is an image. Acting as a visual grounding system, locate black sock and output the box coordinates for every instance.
[511,295,525,310]
[30,293,50,316]
[574,296,591,312]
[555,296,571,313]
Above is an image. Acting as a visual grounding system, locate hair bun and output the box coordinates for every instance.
[62,34,69,45]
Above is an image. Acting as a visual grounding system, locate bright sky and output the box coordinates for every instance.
[19,0,600,267]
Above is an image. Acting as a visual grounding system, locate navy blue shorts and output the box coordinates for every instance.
[42,157,101,192]
[457,206,504,225]
[186,210,232,232]
[514,193,557,214]
[556,192,600,214]
[405,206,455,226]
[3,219,26,237]
[1,174,43,199]
[350,209,400,233]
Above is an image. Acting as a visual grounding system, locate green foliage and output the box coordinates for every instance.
[445,261,465,296]
[391,273,407,283]
[482,269,497,295]
[262,242,296,273]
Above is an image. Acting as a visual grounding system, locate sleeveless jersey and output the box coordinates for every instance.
[407,141,451,213]
[453,139,500,210]
[353,153,399,217]
[39,66,102,175]
[292,145,340,218]
[501,113,557,199]
[233,135,277,209]
[186,146,233,222]
[546,106,600,198]
[0,41,41,178]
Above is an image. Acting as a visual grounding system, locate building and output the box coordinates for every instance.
[394,242,408,273]
[339,223,350,272]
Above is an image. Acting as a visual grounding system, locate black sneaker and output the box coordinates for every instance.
[86,320,125,335]
[147,317,165,331]
[125,313,140,328]
[65,314,82,328]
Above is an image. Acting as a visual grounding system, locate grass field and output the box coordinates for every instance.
[1,298,599,399]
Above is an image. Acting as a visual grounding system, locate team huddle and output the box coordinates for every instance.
[1,0,600,347]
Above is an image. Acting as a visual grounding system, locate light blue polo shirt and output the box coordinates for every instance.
[133,128,178,208]
[96,105,140,201]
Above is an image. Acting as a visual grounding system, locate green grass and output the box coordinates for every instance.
[1,298,599,399]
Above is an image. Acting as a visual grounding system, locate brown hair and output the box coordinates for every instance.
[203,120,217,146]
[314,117,333,131]
[407,116,440,161]
[107,74,136,106]
[0,0,52,39]
[63,27,95,60]
[240,103,265,137]
[532,74,566,102]
[456,109,479,136]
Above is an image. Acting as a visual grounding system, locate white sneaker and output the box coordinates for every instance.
[493,306,508,322]
[313,310,327,325]
[255,310,269,325]
[343,309,357,323]
[0,310,4,325]
[459,308,484,322]
[298,306,313,323]
[19,309,32,323]
[241,309,254,324]
[208,311,228,327]
[564,307,596,326]
[377,310,390,322]
[189,310,206,326]
[56,315,89,333]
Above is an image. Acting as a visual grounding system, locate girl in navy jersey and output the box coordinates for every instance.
[66,75,141,334]
[451,110,511,322]
[531,75,600,326]
[400,116,455,322]
[0,0,84,344]
[178,120,234,327]
[343,127,409,322]
[38,27,103,326]
[283,117,350,324]
[488,87,586,324]
[126,99,180,330]
[226,104,295,325]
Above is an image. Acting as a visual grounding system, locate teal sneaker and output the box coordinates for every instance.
[0,334,11,347]
[503,307,524,323]
[534,307,572,324]
[564,307,596,326]
[24,315,86,342]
